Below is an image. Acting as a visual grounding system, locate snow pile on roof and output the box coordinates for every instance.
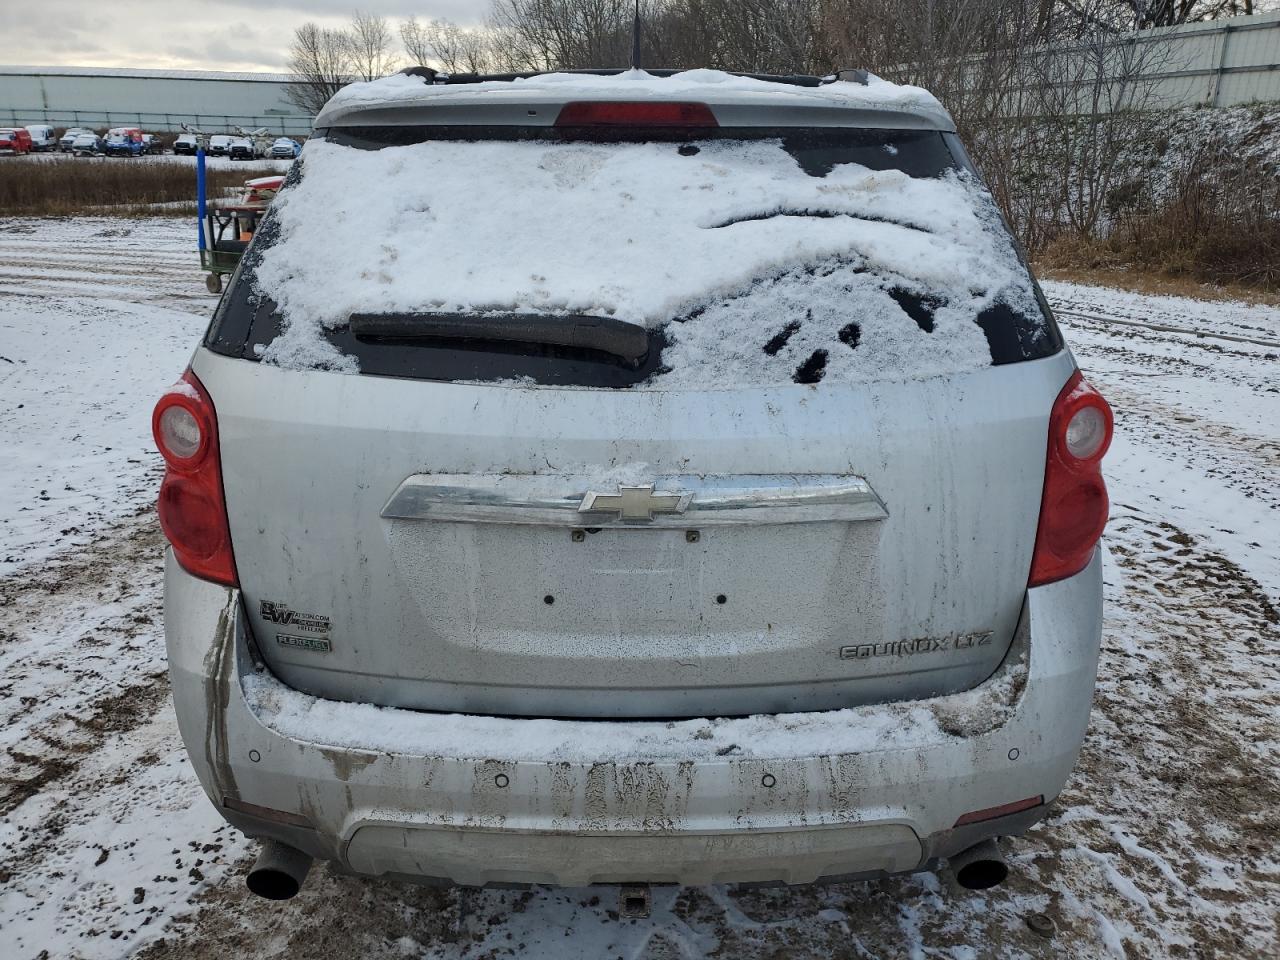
[254,132,1043,384]
[318,67,948,122]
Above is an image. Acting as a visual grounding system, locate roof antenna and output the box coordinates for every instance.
[631,0,642,71]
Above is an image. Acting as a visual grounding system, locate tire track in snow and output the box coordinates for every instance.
[0,510,168,815]
[1044,282,1280,345]
[1054,308,1280,350]
[1099,381,1280,512]
[1018,508,1280,957]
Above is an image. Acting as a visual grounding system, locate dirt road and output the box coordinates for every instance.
[1,219,1276,958]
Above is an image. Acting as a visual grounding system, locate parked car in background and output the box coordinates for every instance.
[0,128,34,155]
[71,132,103,156]
[157,68,1114,900]
[173,133,199,156]
[25,125,57,151]
[207,135,232,157]
[270,137,301,159]
[141,134,160,155]
[103,127,145,157]
[229,136,257,161]
[59,127,93,151]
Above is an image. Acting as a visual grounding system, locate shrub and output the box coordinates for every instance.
[0,158,268,217]
[1107,135,1280,287]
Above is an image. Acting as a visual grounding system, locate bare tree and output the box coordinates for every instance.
[1058,0,1266,28]
[659,0,829,73]
[1118,1,1261,26]
[822,2,1053,133]
[815,1,1056,246]
[401,16,439,67]
[286,11,402,117]
[807,1,1190,252]
[488,0,662,70]
[1026,3,1176,240]
[348,10,399,81]
[286,22,354,116]
[401,16,498,73]
[484,0,831,73]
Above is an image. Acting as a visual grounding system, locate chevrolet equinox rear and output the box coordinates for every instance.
[155,68,1112,898]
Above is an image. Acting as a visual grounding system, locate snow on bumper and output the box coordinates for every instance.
[164,550,1102,887]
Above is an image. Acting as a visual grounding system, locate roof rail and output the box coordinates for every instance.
[399,66,439,81]
[395,66,870,89]
[829,69,871,86]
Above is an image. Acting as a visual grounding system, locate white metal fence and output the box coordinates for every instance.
[1113,10,1280,108]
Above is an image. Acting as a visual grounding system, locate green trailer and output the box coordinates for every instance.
[199,206,256,294]
[195,146,278,294]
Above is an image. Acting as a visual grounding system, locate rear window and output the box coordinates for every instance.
[206,124,1060,388]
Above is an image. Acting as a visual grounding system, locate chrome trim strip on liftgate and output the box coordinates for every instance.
[381,474,889,527]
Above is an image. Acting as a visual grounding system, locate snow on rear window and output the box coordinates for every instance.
[253,135,1044,385]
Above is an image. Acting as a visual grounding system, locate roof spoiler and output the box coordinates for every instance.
[396,66,872,89]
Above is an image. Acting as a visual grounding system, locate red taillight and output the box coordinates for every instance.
[554,101,718,127]
[1029,371,1113,587]
[152,370,237,586]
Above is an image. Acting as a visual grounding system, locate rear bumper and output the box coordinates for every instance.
[165,551,1102,886]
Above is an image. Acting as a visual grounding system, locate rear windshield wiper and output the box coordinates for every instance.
[348,312,650,367]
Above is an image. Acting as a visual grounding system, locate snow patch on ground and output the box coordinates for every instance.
[1125,102,1280,202]
[0,287,207,575]
[1045,279,1280,590]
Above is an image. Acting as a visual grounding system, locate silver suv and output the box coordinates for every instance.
[155,68,1112,899]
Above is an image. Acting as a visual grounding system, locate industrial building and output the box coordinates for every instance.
[0,65,312,135]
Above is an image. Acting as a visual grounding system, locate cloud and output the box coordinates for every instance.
[208,0,484,22]
[0,0,486,73]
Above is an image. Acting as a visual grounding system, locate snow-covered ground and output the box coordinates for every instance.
[0,218,1277,959]
[0,218,207,575]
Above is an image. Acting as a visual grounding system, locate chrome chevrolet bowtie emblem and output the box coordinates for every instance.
[578,484,690,522]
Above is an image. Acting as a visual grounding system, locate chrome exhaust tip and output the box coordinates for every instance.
[948,838,1009,890]
[246,840,313,900]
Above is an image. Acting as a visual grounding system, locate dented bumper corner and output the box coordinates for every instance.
[164,549,1102,887]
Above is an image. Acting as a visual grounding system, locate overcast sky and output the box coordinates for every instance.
[0,1,487,73]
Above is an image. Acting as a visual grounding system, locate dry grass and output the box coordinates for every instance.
[0,159,264,217]
[1033,130,1280,297]
[1034,261,1280,307]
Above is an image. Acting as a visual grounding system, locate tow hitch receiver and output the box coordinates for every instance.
[619,883,652,919]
